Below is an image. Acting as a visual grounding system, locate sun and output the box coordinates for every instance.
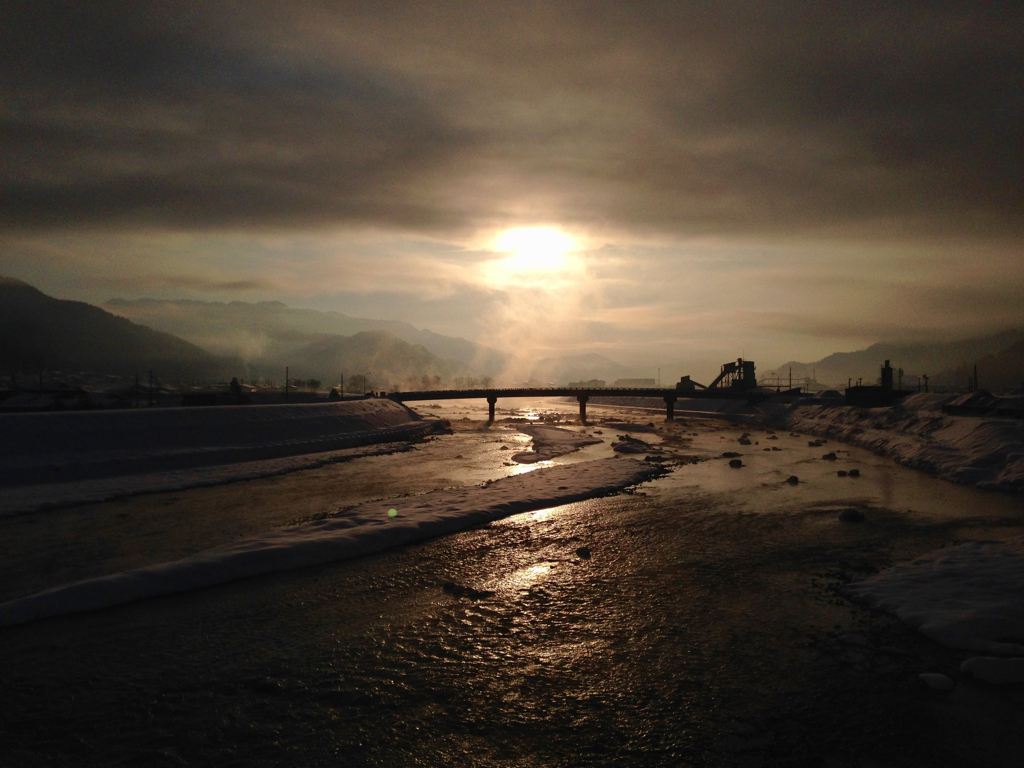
[494,227,576,272]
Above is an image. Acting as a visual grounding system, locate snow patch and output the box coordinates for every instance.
[843,537,1024,656]
[960,657,1024,685]
[0,457,662,627]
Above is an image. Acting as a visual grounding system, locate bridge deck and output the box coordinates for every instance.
[388,387,767,422]
[389,387,756,401]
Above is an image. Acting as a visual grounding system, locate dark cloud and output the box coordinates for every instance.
[1,1,1020,239]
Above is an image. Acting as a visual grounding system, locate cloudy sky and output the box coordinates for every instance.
[2,1,1021,380]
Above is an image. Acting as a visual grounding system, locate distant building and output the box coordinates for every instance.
[614,378,656,387]
[845,360,911,407]
[568,379,606,388]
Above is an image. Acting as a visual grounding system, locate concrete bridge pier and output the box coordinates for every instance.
[487,395,497,423]
[577,394,589,423]
[664,395,676,421]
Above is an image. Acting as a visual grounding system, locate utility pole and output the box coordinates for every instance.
[148,370,153,406]
[285,366,289,402]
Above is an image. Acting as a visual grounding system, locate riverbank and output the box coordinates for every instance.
[763,393,1024,492]
[0,400,445,515]
[0,399,434,486]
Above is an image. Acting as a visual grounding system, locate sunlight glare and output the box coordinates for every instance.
[495,227,575,272]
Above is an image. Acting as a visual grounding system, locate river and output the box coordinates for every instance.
[1,398,1023,766]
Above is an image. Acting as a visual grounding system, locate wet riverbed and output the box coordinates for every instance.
[2,399,1023,766]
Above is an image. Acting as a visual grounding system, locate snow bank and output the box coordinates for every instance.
[0,443,412,517]
[0,457,662,626]
[0,400,434,486]
[843,537,1024,657]
[512,425,602,463]
[768,393,1024,491]
[944,390,1024,419]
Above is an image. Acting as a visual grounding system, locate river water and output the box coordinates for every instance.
[1,398,1023,766]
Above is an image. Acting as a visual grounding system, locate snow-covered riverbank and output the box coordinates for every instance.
[0,400,443,514]
[765,393,1024,492]
[0,399,435,487]
[0,457,663,626]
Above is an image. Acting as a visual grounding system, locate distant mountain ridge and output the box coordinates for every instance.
[932,338,1024,392]
[258,330,466,388]
[768,330,1024,388]
[105,298,510,376]
[0,277,237,381]
[0,279,483,390]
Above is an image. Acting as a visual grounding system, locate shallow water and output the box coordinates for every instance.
[2,399,1024,766]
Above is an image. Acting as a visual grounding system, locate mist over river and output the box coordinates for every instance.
[2,398,1023,767]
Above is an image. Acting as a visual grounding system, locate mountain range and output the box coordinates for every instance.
[1,279,477,388]
[930,339,1024,392]
[767,330,1024,389]
[105,298,510,377]
[7,276,1023,393]
[0,277,237,382]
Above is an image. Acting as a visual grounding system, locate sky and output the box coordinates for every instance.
[2,1,1021,381]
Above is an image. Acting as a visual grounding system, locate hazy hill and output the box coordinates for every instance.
[932,339,1024,392]
[0,277,238,381]
[105,298,510,376]
[528,353,638,385]
[254,330,467,390]
[767,330,1024,388]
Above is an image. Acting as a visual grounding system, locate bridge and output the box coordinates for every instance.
[388,385,773,423]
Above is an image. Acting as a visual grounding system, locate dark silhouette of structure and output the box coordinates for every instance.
[389,360,772,422]
[844,360,912,407]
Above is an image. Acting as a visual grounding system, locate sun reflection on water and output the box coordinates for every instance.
[496,561,556,592]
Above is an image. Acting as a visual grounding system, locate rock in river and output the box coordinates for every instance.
[918,673,954,691]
